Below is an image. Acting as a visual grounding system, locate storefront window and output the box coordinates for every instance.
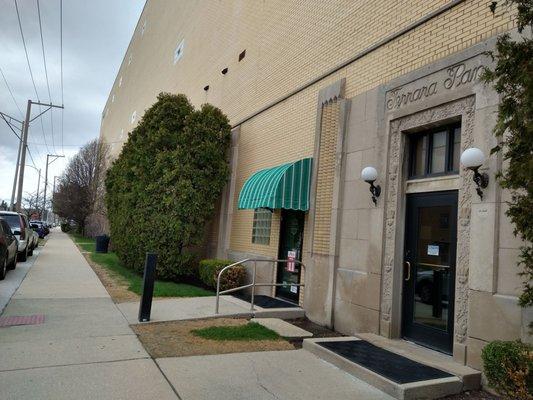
[408,123,461,179]
[252,208,272,245]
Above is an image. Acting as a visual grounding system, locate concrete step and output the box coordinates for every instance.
[251,318,313,338]
[356,333,481,391]
[303,337,465,400]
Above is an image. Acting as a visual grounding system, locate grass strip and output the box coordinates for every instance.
[70,234,213,298]
[191,322,280,341]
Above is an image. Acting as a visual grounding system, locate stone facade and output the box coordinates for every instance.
[99,0,529,371]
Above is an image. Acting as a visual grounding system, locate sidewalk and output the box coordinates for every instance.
[0,230,393,400]
[0,230,178,400]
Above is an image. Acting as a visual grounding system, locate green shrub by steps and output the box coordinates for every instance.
[481,340,532,400]
[198,259,246,291]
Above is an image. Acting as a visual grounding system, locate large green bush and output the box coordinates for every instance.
[198,259,246,291]
[481,340,532,399]
[105,93,231,280]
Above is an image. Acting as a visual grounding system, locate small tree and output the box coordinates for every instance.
[482,0,533,307]
[54,139,108,233]
[105,93,231,280]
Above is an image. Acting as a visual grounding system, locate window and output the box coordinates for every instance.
[408,123,461,179]
[238,50,246,62]
[252,208,272,245]
[131,111,137,124]
[173,39,185,64]
[118,76,123,87]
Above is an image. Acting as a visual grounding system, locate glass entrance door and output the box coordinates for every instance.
[276,210,305,303]
[402,191,457,354]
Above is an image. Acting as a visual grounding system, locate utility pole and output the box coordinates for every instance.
[14,100,64,212]
[42,154,64,222]
[24,165,41,217]
[0,111,24,210]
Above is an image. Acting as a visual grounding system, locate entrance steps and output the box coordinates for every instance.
[303,334,481,400]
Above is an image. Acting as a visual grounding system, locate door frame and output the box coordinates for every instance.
[401,190,458,354]
[276,209,305,303]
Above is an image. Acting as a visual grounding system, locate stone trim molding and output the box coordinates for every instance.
[381,96,475,350]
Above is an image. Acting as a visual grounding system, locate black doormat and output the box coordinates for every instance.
[232,293,299,309]
[318,340,453,384]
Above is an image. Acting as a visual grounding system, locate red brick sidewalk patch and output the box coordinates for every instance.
[0,314,45,327]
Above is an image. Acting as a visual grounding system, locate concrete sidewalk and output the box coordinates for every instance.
[0,230,177,400]
[0,230,392,400]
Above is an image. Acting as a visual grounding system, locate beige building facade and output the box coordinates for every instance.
[99,0,530,370]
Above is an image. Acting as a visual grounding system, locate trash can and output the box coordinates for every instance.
[95,235,110,253]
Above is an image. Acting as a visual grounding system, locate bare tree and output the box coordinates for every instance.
[53,139,108,233]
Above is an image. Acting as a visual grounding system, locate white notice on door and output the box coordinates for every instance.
[427,245,439,256]
[290,285,298,294]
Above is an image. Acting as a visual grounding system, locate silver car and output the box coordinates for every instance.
[0,211,36,261]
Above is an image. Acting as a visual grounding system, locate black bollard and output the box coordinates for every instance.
[138,252,157,322]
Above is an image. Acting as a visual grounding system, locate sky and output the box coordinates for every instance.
[0,0,145,205]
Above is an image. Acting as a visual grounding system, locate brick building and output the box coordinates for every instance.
[99,0,530,370]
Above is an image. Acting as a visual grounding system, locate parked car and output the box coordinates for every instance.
[0,211,35,261]
[30,220,50,236]
[0,218,18,279]
[31,222,46,239]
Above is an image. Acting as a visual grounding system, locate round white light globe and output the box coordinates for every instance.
[460,147,486,169]
[361,166,378,182]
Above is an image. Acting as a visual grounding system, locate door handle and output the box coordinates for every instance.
[404,261,411,281]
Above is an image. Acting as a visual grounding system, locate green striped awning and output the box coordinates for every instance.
[238,158,313,211]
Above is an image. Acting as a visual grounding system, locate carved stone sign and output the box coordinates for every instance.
[386,57,485,111]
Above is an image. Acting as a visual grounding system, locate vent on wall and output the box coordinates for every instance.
[221,67,228,75]
[238,50,246,62]
[173,39,185,64]
[203,85,210,91]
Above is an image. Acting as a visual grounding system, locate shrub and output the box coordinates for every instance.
[60,222,71,233]
[105,93,231,280]
[481,340,532,399]
[198,259,246,291]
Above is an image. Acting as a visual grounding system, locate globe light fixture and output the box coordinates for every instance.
[460,147,489,200]
[361,166,381,205]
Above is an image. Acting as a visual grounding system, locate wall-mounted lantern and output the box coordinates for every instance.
[361,166,381,205]
[460,147,489,200]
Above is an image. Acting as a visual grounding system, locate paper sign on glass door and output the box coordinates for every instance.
[286,250,296,272]
[427,245,439,256]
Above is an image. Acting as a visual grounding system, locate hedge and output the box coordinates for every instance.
[105,93,231,280]
[198,259,246,291]
[481,340,532,399]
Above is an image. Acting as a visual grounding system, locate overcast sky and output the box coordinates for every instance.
[0,0,145,205]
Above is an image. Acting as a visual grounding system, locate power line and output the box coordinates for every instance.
[14,0,40,102]
[0,66,24,118]
[36,0,56,153]
[60,0,64,155]
[14,0,51,155]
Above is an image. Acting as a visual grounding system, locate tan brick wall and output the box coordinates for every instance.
[100,0,515,285]
[313,100,340,255]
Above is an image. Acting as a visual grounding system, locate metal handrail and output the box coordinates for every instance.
[215,258,306,314]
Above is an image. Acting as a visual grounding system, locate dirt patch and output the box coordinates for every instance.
[288,318,344,339]
[82,252,139,303]
[132,318,295,358]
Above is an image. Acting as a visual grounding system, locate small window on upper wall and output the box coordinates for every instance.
[408,123,461,179]
[173,39,185,64]
[252,208,272,245]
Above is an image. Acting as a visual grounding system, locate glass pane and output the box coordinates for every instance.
[452,127,461,172]
[430,131,447,173]
[412,135,427,176]
[414,206,453,332]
